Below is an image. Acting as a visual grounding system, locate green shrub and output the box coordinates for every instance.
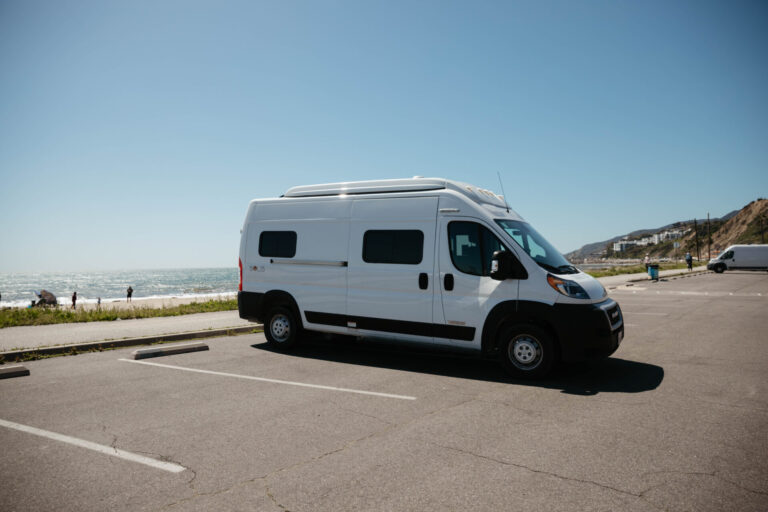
[0,299,238,328]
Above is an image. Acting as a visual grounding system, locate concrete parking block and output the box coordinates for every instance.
[0,365,30,379]
[132,342,209,360]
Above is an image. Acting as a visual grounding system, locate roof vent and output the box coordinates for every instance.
[412,175,424,179]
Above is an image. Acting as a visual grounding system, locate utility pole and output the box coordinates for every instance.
[694,219,700,261]
[707,213,711,259]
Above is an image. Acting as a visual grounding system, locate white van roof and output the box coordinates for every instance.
[283,177,510,209]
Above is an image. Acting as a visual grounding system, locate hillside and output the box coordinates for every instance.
[566,199,766,262]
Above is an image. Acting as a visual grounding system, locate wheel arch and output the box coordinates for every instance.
[261,290,303,328]
[481,300,561,360]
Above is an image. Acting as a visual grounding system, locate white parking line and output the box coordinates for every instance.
[0,418,186,473]
[119,359,417,401]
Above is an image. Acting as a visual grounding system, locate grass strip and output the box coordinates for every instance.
[0,299,238,329]
[584,262,699,278]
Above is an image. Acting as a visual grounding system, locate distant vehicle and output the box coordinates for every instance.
[237,177,624,379]
[707,245,768,273]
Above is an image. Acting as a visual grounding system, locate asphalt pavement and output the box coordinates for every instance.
[1,271,766,511]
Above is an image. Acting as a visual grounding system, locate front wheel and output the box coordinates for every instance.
[714,264,725,274]
[264,307,301,349]
[498,324,555,379]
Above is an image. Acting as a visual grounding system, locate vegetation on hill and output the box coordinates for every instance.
[599,198,767,261]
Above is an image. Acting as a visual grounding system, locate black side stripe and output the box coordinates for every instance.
[304,311,475,342]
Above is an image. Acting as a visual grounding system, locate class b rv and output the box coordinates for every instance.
[238,178,624,378]
[707,244,768,273]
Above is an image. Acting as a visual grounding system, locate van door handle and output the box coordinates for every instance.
[419,273,428,290]
[444,273,454,291]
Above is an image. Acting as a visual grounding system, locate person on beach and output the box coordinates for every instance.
[127,286,133,302]
[71,291,77,309]
[644,253,650,270]
[97,297,101,309]
[685,252,693,271]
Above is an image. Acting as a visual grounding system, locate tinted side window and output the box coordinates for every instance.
[363,230,424,264]
[259,231,297,258]
[449,222,507,276]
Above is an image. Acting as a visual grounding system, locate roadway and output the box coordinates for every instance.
[1,271,766,511]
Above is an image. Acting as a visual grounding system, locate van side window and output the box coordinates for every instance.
[363,230,424,264]
[449,222,508,276]
[259,231,297,258]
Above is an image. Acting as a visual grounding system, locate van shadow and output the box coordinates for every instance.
[251,336,663,395]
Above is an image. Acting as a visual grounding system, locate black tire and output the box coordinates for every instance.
[498,323,555,379]
[264,306,301,349]
[714,264,725,274]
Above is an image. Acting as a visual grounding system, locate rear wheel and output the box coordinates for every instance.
[498,324,555,379]
[264,306,301,349]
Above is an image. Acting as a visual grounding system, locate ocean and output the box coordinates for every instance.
[0,268,237,308]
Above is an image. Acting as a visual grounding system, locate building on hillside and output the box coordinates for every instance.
[612,228,690,252]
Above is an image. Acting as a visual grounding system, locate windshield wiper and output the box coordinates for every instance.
[556,264,579,274]
[536,262,560,273]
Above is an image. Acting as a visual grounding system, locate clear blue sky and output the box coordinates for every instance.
[1,0,766,272]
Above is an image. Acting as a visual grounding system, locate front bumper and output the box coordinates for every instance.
[549,299,625,362]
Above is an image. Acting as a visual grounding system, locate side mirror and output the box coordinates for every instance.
[490,250,511,280]
[490,251,528,281]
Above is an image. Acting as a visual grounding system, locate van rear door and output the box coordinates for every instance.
[344,197,438,341]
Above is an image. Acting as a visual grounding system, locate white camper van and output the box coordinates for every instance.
[707,244,768,273]
[238,178,624,378]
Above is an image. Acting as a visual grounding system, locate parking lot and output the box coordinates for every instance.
[1,272,767,511]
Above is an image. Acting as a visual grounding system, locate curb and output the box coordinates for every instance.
[0,325,263,363]
[0,364,30,379]
[133,341,209,359]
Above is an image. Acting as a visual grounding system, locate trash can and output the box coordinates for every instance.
[648,263,659,281]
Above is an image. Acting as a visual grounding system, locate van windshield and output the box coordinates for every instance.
[495,219,578,275]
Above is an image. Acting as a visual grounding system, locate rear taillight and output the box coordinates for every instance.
[238,258,243,291]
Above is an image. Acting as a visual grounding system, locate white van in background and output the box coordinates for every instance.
[238,178,624,379]
[707,245,768,273]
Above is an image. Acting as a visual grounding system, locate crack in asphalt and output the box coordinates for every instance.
[330,403,396,427]
[159,397,479,511]
[434,443,665,511]
[265,484,289,511]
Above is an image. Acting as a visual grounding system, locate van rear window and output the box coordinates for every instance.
[259,231,297,258]
[363,230,423,264]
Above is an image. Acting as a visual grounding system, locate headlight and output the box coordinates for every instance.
[547,274,590,299]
